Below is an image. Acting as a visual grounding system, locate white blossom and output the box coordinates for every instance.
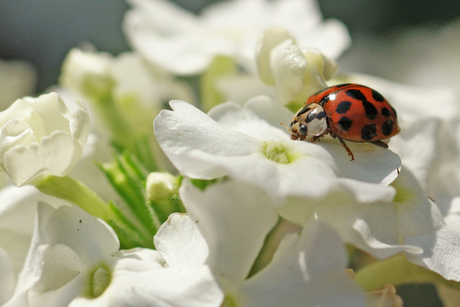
[154,96,400,205]
[123,0,350,75]
[154,180,366,306]
[5,203,223,307]
[278,167,445,260]
[404,120,460,282]
[60,48,195,107]
[0,92,90,186]
[256,27,338,104]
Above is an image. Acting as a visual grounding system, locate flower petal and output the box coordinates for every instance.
[154,100,260,179]
[3,131,83,186]
[43,205,120,265]
[180,180,279,291]
[239,221,365,307]
[0,247,15,305]
[154,213,209,268]
[69,266,224,307]
[298,168,443,259]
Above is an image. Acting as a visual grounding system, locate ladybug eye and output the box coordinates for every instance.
[299,124,307,136]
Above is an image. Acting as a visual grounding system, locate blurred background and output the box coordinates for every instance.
[0,0,459,93]
[0,1,459,305]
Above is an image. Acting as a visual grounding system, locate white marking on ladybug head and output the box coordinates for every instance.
[290,103,328,138]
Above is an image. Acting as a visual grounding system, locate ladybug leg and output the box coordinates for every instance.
[337,137,355,161]
[309,135,322,143]
[371,140,389,149]
[308,128,330,143]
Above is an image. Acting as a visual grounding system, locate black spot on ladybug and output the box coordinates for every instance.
[306,110,326,123]
[316,111,326,119]
[338,117,353,131]
[382,119,394,136]
[335,101,352,114]
[319,94,330,106]
[381,107,391,117]
[371,90,385,102]
[296,105,311,116]
[345,89,378,120]
[361,124,377,140]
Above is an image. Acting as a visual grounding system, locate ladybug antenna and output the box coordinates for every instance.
[280,122,290,131]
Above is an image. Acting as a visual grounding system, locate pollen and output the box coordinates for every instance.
[262,141,298,164]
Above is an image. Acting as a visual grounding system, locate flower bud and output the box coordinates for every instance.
[146,172,179,201]
[60,48,114,100]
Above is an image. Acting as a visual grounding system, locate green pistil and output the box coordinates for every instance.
[262,141,298,164]
[90,265,111,298]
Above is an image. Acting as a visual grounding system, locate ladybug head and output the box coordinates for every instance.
[289,103,328,140]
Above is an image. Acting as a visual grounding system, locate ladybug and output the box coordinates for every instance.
[286,83,400,160]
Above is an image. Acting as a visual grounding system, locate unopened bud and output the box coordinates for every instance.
[146,172,179,201]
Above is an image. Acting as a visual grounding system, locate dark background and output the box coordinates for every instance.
[0,1,458,306]
[0,0,459,93]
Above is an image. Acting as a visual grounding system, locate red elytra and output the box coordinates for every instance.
[287,83,400,160]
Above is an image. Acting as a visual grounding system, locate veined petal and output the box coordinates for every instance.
[3,131,83,186]
[239,221,365,307]
[154,213,209,268]
[44,205,119,265]
[256,26,296,86]
[154,100,260,179]
[297,167,444,259]
[270,39,308,104]
[180,180,279,292]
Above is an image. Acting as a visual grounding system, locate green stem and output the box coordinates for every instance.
[35,175,111,222]
[355,253,460,291]
[94,95,135,150]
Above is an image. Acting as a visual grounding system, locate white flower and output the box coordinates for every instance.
[60,48,194,107]
[154,96,400,205]
[404,121,460,282]
[155,180,366,306]
[279,167,445,259]
[0,59,36,110]
[256,26,338,104]
[6,203,223,307]
[0,92,90,186]
[60,48,113,100]
[123,0,350,75]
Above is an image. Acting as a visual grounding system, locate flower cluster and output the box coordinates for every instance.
[1,0,460,306]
